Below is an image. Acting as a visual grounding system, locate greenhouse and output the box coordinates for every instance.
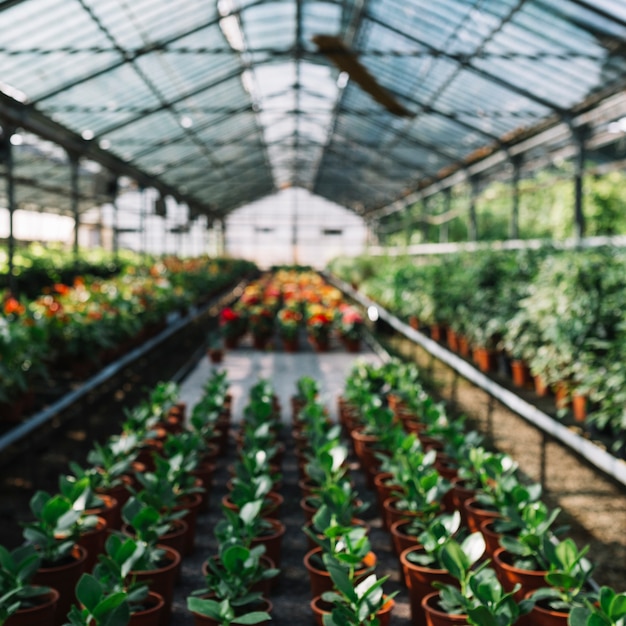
[1,1,626,625]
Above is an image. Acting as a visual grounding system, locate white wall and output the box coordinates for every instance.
[225,187,368,268]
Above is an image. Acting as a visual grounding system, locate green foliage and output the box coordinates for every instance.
[0,544,48,625]
[64,573,130,626]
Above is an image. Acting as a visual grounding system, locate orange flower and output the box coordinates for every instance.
[3,296,25,316]
[53,283,71,295]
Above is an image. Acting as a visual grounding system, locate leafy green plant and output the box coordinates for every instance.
[21,491,83,564]
[192,543,278,604]
[569,585,626,626]
[320,555,396,626]
[0,544,49,625]
[433,532,533,626]
[64,573,130,626]
[530,538,595,612]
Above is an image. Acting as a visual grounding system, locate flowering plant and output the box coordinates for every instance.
[337,305,364,341]
[277,307,302,340]
[306,305,334,342]
[247,304,274,338]
[219,307,243,340]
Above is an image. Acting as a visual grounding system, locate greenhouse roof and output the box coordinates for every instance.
[1,0,626,219]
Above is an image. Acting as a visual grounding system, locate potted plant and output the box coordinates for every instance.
[276,306,302,352]
[194,543,278,607]
[303,521,377,598]
[81,534,166,625]
[0,543,58,626]
[214,500,285,569]
[336,305,363,352]
[64,573,130,626]
[527,538,595,625]
[425,534,533,626]
[305,305,334,351]
[569,585,626,626]
[22,490,89,626]
[219,307,244,349]
[313,556,396,626]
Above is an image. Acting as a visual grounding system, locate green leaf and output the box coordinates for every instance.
[231,611,271,624]
[240,500,263,525]
[323,556,358,603]
[222,544,249,571]
[187,597,222,619]
[440,541,468,582]
[75,573,103,612]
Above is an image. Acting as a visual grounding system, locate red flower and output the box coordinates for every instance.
[220,307,239,323]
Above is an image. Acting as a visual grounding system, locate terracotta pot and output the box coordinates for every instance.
[192,461,215,510]
[399,547,456,626]
[430,324,447,344]
[303,547,376,598]
[250,518,285,568]
[455,335,469,357]
[190,597,272,626]
[5,588,59,626]
[373,472,400,528]
[308,335,330,352]
[343,336,360,353]
[175,491,204,555]
[511,359,532,388]
[85,494,119,533]
[554,381,571,410]
[282,337,299,352]
[534,374,550,397]
[449,479,476,527]
[492,547,547,602]
[207,348,224,363]
[33,545,88,626]
[479,518,503,558]
[382,497,422,535]
[447,329,460,352]
[223,336,238,349]
[462,497,501,534]
[310,594,394,626]
[472,347,497,373]
[129,591,165,626]
[572,393,588,422]
[95,477,132,528]
[77,515,108,573]
[390,519,423,557]
[422,591,469,626]
[350,428,383,487]
[131,545,181,626]
[527,598,569,626]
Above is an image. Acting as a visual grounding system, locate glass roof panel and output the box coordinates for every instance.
[1,0,118,102]
[40,64,163,136]
[84,0,218,50]
[2,0,626,217]
[240,2,296,50]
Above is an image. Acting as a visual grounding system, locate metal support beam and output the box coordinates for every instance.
[69,152,80,259]
[510,155,522,239]
[573,126,588,240]
[469,176,479,242]
[440,188,451,243]
[2,125,16,293]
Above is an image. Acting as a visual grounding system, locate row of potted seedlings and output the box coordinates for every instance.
[186,377,286,625]
[0,370,231,626]
[336,359,626,626]
[292,375,397,626]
